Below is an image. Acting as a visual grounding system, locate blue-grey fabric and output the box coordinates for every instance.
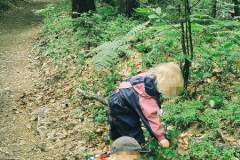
[108,76,162,144]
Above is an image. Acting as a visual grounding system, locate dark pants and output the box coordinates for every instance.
[108,91,145,144]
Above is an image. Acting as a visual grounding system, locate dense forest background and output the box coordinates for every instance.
[1,0,240,159]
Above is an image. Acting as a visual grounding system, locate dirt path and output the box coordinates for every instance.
[0,1,55,159]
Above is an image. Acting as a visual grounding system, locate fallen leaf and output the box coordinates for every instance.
[177,131,193,155]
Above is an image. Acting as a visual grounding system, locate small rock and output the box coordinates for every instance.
[47,130,57,142]
[65,123,76,130]
[37,142,47,152]
[62,99,70,108]
[96,128,104,135]
[50,99,55,103]
[26,123,31,129]
[37,126,47,140]
[12,106,17,111]
[31,114,38,121]
[19,140,26,145]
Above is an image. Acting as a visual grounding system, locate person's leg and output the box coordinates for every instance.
[109,115,121,140]
[108,92,122,140]
[108,91,145,144]
[114,114,145,144]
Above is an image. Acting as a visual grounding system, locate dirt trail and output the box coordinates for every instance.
[0,1,55,159]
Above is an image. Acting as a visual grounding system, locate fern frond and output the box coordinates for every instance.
[90,21,150,71]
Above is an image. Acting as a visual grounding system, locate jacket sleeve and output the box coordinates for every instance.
[139,96,166,141]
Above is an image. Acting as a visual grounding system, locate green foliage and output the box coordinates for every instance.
[162,98,239,130]
[38,0,139,68]
[203,82,227,100]
[162,101,204,129]
[220,99,240,126]
[0,0,18,11]
[39,0,240,159]
[91,106,108,124]
[129,63,138,76]
[88,130,97,142]
[189,141,235,159]
[97,4,117,16]
[0,0,10,10]
[208,95,224,108]
[141,140,178,160]
[142,138,190,160]
[135,24,180,68]
[191,14,213,25]
[99,69,122,95]
[36,2,74,67]
[91,21,149,70]
[198,109,219,129]
[166,127,181,142]
[73,12,105,48]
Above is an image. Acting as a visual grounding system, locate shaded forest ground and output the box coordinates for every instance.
[27,1,239,159]
[0,0,240,160]
[0,0,58,159]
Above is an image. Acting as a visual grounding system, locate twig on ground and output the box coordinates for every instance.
[217,129,228,144]
[76,88,108,106]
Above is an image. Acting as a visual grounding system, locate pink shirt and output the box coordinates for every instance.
[118,77,165,141]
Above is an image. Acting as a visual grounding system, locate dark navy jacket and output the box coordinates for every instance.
[109,73,165,142]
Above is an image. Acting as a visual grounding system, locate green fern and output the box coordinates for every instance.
[91,40,122,70]
[90,21,150,71]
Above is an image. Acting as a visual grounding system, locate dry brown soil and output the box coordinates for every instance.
[0,1,56,159]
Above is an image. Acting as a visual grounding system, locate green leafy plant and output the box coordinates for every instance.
[220,99,240,126]
[162,101,204,129]
[91,21,149,71]
[198,109,219,129]
[189,141,235,159]
[88,130,97,142]
[99,69,122,95]
[91,106,108,124]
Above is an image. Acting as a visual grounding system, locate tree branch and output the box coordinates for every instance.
[76,89,108,106]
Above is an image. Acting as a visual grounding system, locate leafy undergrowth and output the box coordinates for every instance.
[25,0,240,159]
[0,0,29,11]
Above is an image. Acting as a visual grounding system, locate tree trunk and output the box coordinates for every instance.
[211,0,217,18]
[233,0,240,16]
[118,0,139,17]
[103,0,116,6]
[72,0,96,18]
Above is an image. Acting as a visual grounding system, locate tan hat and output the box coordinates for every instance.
[111,137,142,160]
[111,136,142,153]
[147,62,184,98]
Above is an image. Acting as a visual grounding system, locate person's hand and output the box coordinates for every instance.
[158,139,170,148]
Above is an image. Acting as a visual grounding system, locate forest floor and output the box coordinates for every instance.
[1,1,240,160]
[0,0,57,159]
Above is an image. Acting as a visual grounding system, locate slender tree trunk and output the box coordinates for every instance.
[212,0,217,18]
[118,0,139,17]
[233,0,240,16]
[179,0,193,90]
[72,0,96,18]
